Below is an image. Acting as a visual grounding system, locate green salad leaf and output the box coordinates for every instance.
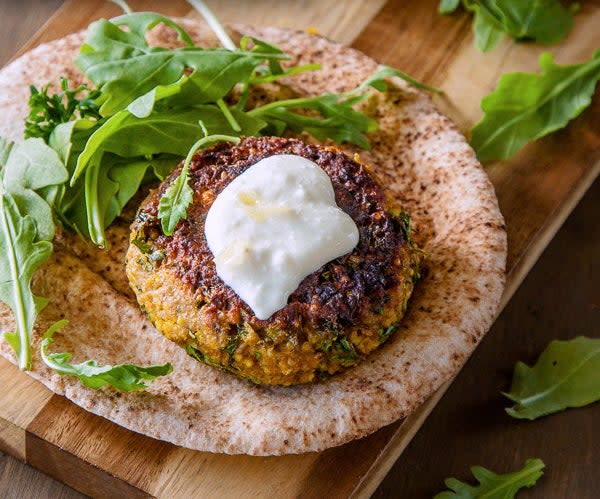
[440,0,578,52]
[40,320,173,391]
[0,187,53,370]
[0,136,14,168]
[159,133,240,235]
[0,138,68,369]
[76,13,286,116]
[69,104,262,246]
[435,458,545,499]
[471,50,600,161]
[2,138,68,240]
[504,336,600,420]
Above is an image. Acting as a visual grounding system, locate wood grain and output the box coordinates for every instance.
[0,0,598,498]
[374,178,600,498]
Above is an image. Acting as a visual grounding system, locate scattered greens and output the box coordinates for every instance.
[503,336,600,420]
[435,458,545,499]
[40,320,173,391]
[439,0,579,52]
[471,49,600,161]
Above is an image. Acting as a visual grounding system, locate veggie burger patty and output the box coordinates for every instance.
[126,137,422,385]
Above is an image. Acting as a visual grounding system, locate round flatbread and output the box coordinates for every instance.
[0,19,506,455]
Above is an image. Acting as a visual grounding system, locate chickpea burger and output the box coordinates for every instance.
[126,137,423,385]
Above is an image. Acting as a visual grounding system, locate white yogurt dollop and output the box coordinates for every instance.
[204,154,359,320]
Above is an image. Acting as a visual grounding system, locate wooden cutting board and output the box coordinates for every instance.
[1,0,599,497]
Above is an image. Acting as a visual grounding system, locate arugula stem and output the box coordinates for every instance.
[216,98,241,132]
[84,160,105,248]
[39,319,71,373]
[247,96,340,116]
[109,0,133,14]
[0,193,32,369]
[187,0,236,50]
[248,64,322,85]
[184,134,241,170]
[475,55,600,156]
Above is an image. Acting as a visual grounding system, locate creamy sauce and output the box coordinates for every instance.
[204,154,359,320]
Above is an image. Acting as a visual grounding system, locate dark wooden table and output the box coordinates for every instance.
[0,1,598,498]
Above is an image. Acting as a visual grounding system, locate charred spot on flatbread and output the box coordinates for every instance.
[126,137,422,385]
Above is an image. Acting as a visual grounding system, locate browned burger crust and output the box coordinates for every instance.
[127,137,422,385]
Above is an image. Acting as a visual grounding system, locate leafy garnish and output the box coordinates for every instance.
[2,138,68,240]
[361,65,441,94]
[439,1,579,52]
[503,336,600,420]
[41,320,173,391]
[188,0,236,50]
[25,78,101,142]
[249,93,377,149]
[0,188,53,370]
[0,138,68,370]
[54,12,437,246]
[76,12,286,117]
[68,104,258,245]
[471,50,600,161]
[435,458,545,499]
[158,133,240,235]
[438,0,460,14]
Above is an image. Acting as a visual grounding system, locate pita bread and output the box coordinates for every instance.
[0,20,506,455]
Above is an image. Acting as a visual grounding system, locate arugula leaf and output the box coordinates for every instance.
[0,138,68,369]
[40,320,173,391]
[158,165,193,237]
[76,13,286,116]
[249,93,377,150]
[503,336,600,420]
[435,458,545,499]
[68,105,262,246]
[2,138,68,240]
[441,1,578,52]
[159,134,240,235]
[0,187,53,370]
[471,50,600,161]
[110,0,132,14]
